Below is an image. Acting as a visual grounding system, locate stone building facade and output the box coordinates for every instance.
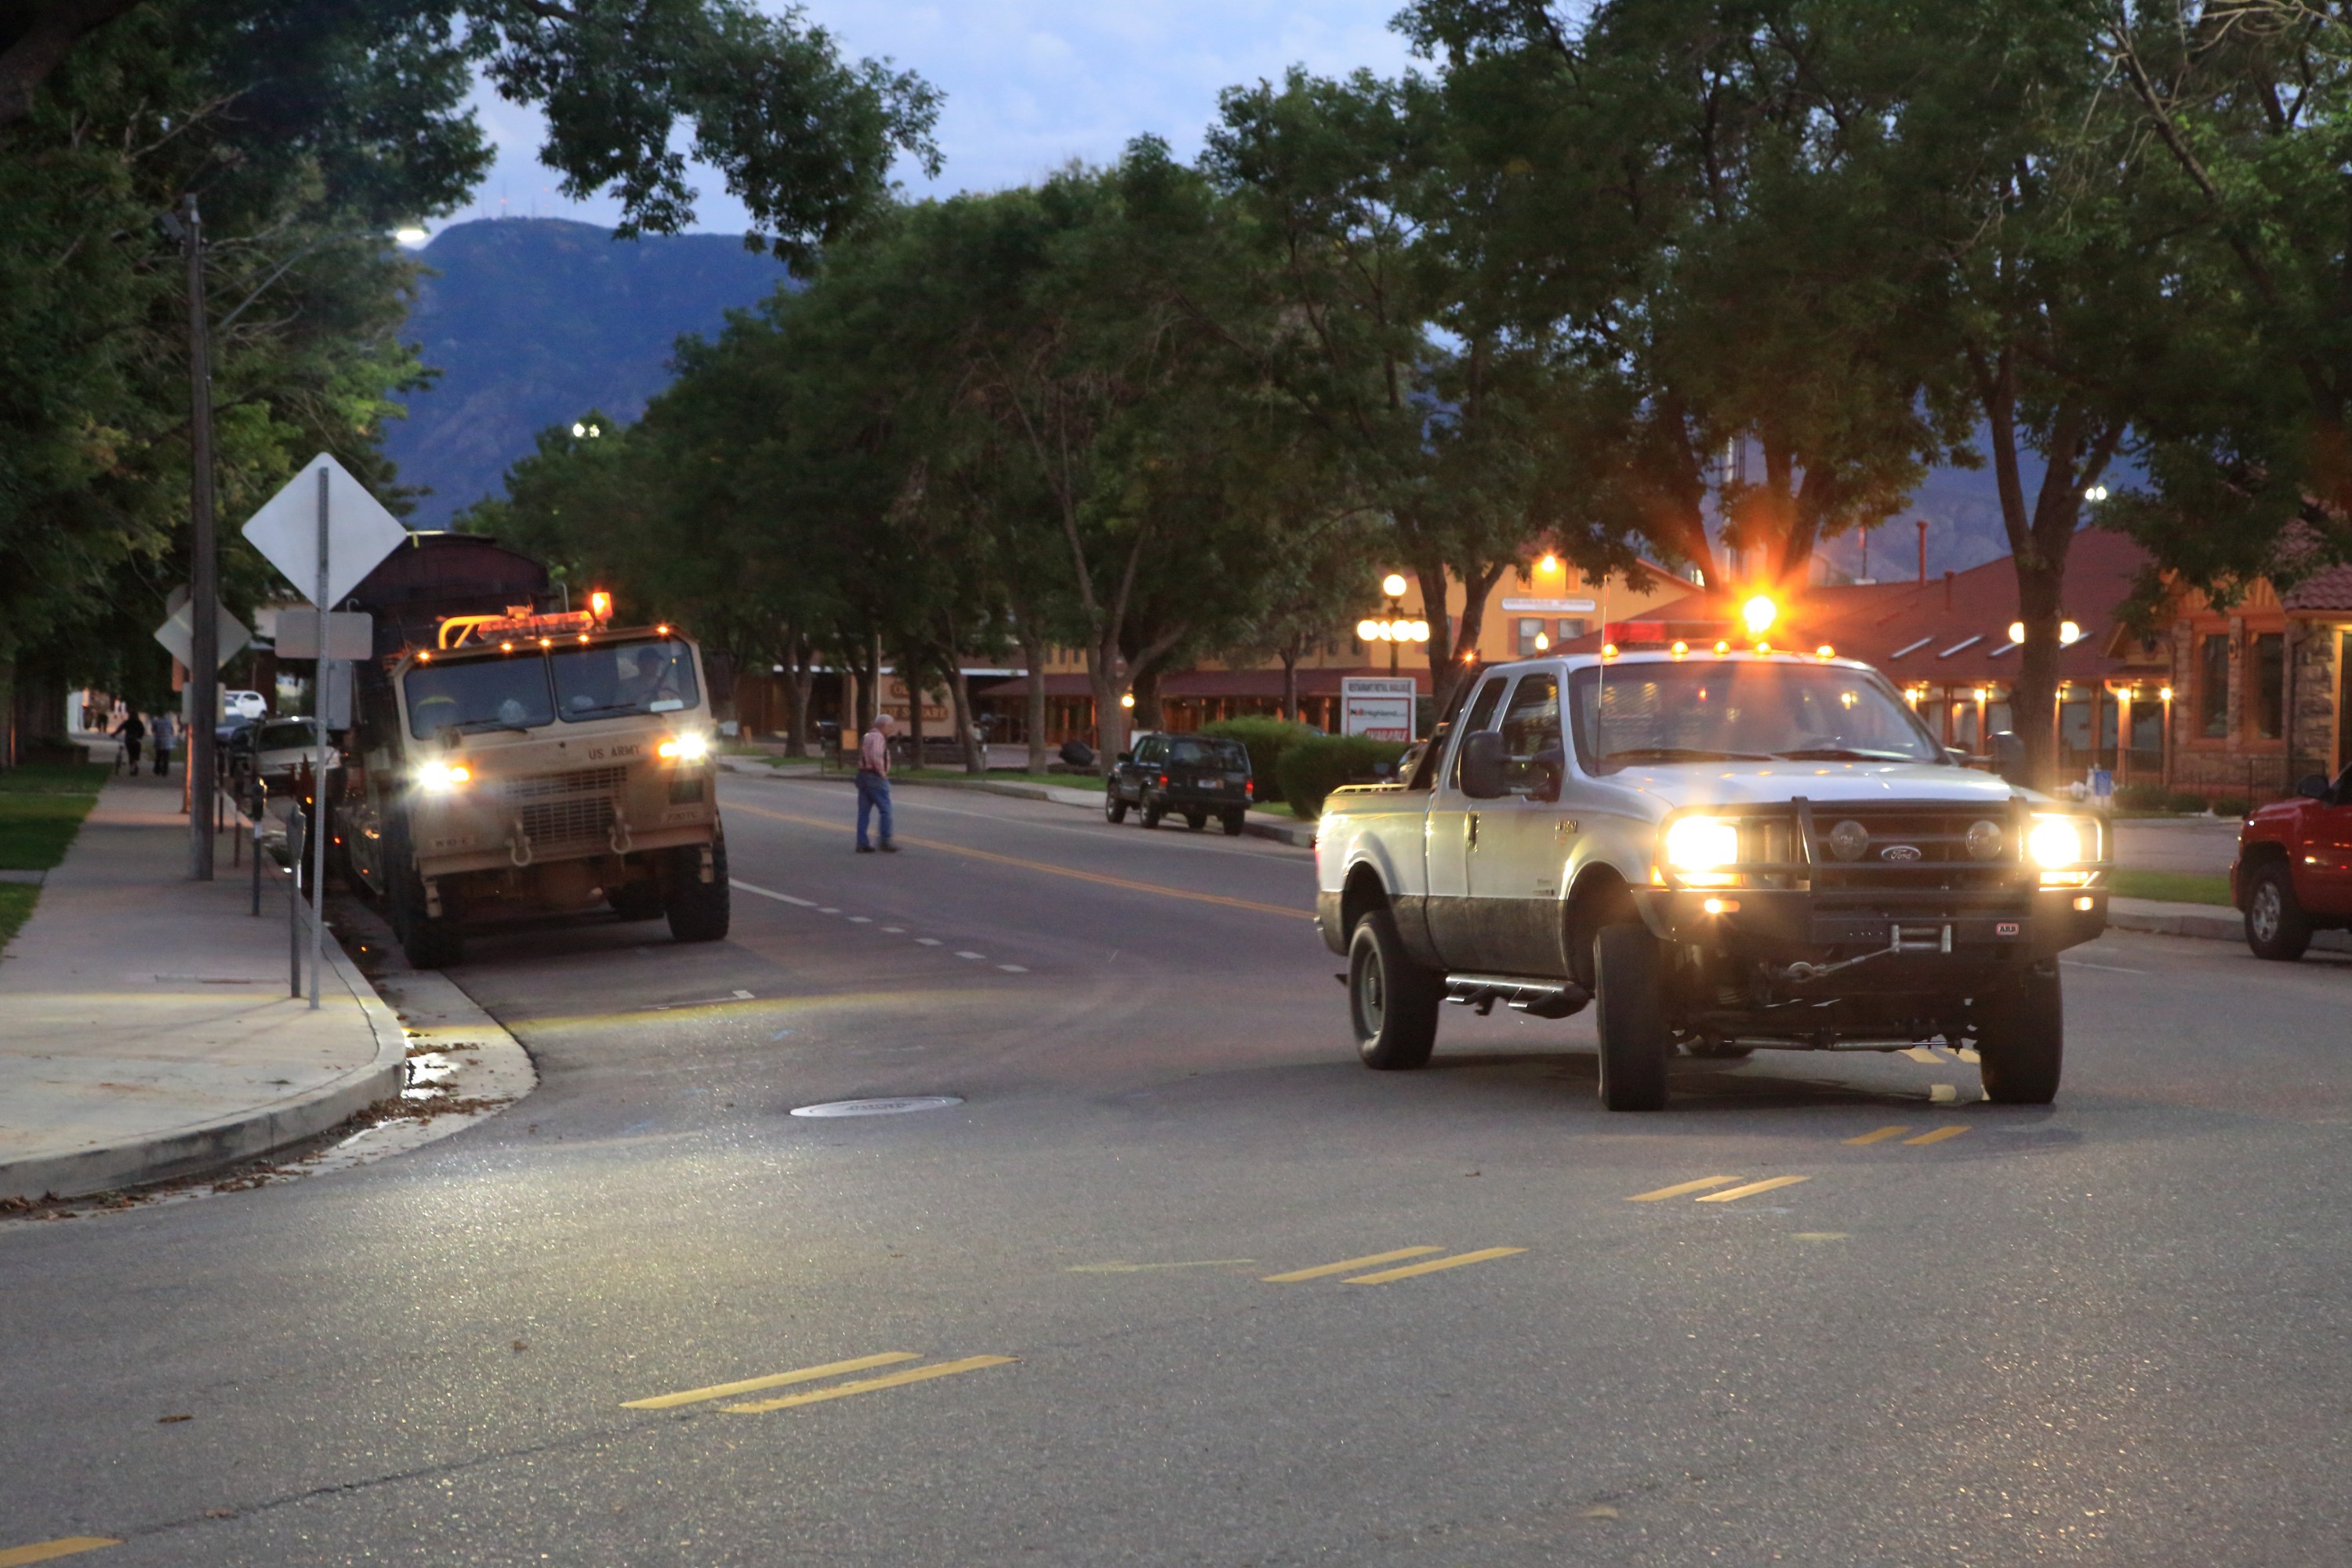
[2165,564,2352,802]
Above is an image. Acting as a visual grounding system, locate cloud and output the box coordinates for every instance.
[427,0,1414,239]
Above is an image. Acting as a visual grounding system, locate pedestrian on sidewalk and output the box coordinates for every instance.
[855,712,898,854]
[150,710,176,776]
[113,710,144,775]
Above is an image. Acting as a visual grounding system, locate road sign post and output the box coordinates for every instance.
[239,453,405,1011]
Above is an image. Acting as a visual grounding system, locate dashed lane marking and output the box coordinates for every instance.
[1343,1247,1526,1284]
[1904,1125,1970,1146]
[1069,1259,1257,1273]
[998,964,1028,973]
[1626,1176,1742,1202]
[1843,1126,1912,1145]
[725,800,1312,920]
[721,1356,1015,1414]
[729,879,816,908]
[916,938,942,947]
[955,950,985,960]
[0,1541,120,1567]
[1693,1175,1809,1203]
[1262,1247,1441,1283]
[622,1352,920,1410]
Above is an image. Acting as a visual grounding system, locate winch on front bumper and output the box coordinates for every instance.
[1632,796,2108,1045]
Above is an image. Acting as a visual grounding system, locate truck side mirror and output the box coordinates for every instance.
[1458,731,1508,799]
[1988,730,2027,786]
[2297,772,2332,802]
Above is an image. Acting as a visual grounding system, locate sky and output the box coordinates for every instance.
[419,2,1417,242]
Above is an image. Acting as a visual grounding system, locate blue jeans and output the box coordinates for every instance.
[855,771,893,848]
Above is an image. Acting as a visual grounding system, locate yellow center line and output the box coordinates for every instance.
[1344,1247,1527,1284]
[726,800,1312,920]
[1694,1175,1809,1203]
[1904,1125,1970,1146]
[0,1541,120,1567]
[721,1355,1015,1414]
[1843,1126,1913,1145]
[622,1352,920,1410]
[1626,1175,1742,1202]
[1261,1247,1441,1283]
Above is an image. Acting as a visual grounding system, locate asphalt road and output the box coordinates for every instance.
[5,771,2351,1566]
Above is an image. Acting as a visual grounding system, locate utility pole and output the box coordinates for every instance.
[184,193,220,881]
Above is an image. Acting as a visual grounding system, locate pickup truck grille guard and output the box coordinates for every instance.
[1649,797,2111,1047]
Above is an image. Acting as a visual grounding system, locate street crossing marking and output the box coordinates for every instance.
[1626,1176,1741,1202]
[1344,1247,1526,1284]
[720,1356,1014,1414]
[1904,1125,1969,1146]
[726,800,1312,919]
[0,1541,120,1567]
[622,1352,920,1410]
[1694,1175,1810,1203]
[1843,1126,1912,1145]
[1262,1247,1441,1283]
[1900,1046,1941,1064]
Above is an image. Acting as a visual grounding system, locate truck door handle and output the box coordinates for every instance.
[1467,811,1480,849]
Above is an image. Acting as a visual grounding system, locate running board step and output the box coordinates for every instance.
[1445,973,1591,1020]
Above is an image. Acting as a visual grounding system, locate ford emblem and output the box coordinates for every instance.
[1878,844,1924,862]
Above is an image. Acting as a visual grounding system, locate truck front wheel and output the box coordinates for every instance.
[2244,862,2311,962]
[1974,965,2063,1105]
[1348,908,1440,1070]
[383,814,463,969]
[1593,924,1671,1111]
[665,834,731,943]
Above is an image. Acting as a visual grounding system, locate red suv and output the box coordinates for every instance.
[2234,765,2352,960]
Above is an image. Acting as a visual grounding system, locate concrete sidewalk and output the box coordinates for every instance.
[0,772,404,1203]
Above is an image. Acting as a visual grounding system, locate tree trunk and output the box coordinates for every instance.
[1279,640,1301,724]
[1131,664,1164,732]
[1019,630,1050,774]
[1087,635,1125,768]
[902,655,926,760]
[786,632,814,757]
[945,663,985,774]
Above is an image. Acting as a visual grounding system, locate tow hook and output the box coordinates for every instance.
[1776,923,1954,984]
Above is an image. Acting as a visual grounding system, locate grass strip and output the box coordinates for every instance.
[0,884,38,953]
[0,763,105,872]
[2109,868,2234,907]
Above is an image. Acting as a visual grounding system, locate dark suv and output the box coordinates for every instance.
[1106,732,1254,833]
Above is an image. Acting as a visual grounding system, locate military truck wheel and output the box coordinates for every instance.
[2244,862,2311,962]
[1185,811,1207,831]
[1105,790,1128,824]
[1140,800,1163,829]
[1348,907,1440,1070]
[1221,810,1245,836]
[608,880,665,921]
[1593,924,1671,1111]
[665,834,731,943]
[383,814,463,969]
[1974,965,2063,1105]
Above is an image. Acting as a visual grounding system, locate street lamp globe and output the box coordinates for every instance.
[1381,572,1408,599]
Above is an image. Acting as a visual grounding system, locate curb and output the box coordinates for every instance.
[2105,898,2352,953]
[0,920,408,1204]
[720,760,1319,848]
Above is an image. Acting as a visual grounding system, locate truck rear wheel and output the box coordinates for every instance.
[1974,964,2063,1105]
[665,833,731,943]
[1221,810,1245,836]
[2244,862,2311,962]
[1594,924,1671,1111]
[1348,907,1440,1070]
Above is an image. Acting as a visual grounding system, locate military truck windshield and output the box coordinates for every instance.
[1567,662,1942,775]
[405,656,555,739]
[550,638,700,721]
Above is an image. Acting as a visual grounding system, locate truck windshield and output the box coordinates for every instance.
[1567,662,1942,775]
[405,656,554,739]
[550,639,700,721]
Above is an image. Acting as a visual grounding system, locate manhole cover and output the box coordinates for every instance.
[789,1096,964,1119]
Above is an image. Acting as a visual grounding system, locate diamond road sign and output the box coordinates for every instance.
[239,452,407,608]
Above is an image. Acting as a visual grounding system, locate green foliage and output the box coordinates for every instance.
[1276,733,1407,820]
[1200,716,1321,804]
[0,884,38,953]
[2107,869,2232,908]
[0,761,104,870]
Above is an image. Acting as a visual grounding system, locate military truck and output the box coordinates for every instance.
[337,534,728,967]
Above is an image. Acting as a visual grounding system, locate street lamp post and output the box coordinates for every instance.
[1356,574,1429,679]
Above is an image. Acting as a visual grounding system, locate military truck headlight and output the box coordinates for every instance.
[1664,816,1740,877]
[658,731,709,760]
[418,760,470,791]
[2027,815,2085,869]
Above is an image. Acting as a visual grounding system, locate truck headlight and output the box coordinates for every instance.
[418,760,470,791]
[658,731,709,760]
[1664,816,1740,877]
[2027,815,2085,869]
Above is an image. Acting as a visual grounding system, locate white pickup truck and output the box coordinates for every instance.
[1313,642,2109,1109]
